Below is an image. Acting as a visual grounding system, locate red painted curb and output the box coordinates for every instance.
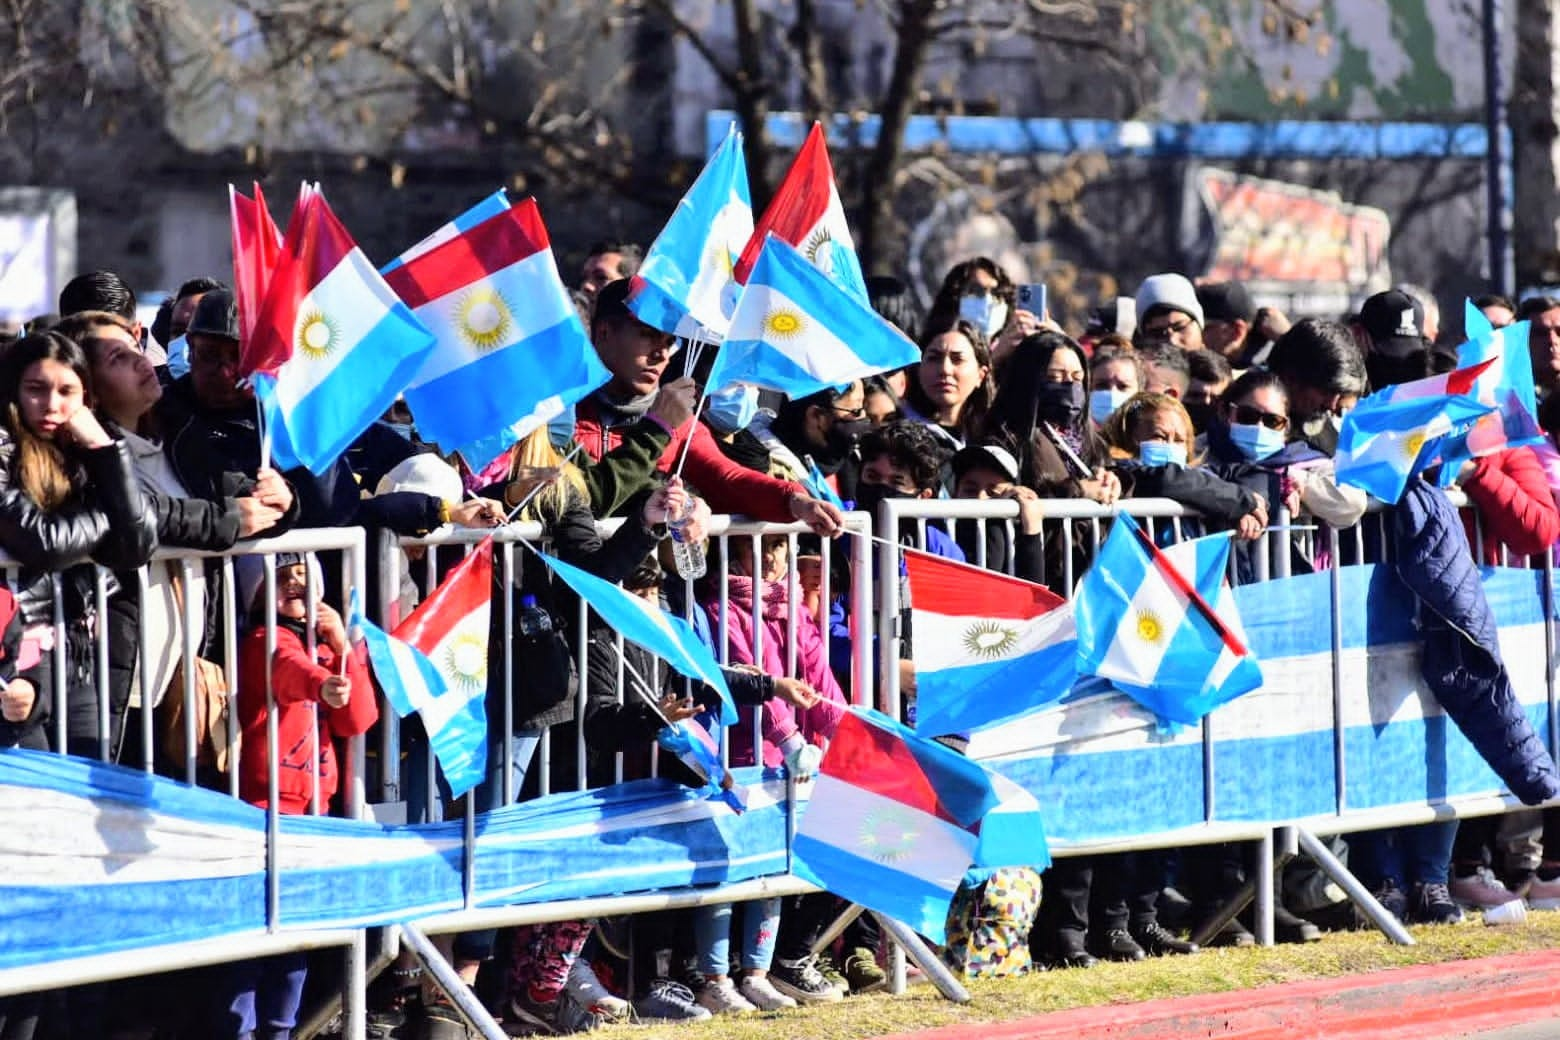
[877,949,1560,1040]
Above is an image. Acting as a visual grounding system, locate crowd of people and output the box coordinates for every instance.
[3,244,1560,1040]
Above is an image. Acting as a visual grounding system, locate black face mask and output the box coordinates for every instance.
[853,482,912,513]
[818,418,871,467]
[1035,380,1085,427]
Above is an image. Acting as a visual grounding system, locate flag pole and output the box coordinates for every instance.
[256,392,272,473]
[671,382,710,481]
[619,654,681,729]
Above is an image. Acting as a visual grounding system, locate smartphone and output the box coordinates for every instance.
[1016,283,1047,317]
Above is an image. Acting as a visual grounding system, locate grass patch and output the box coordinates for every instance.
[624,913,1560,1040]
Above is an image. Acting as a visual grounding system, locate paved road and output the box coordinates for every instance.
[1454,1022,1560,1040]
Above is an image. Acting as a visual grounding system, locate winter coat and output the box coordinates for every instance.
[1458,446,1560,561]
[237,620,378,814]
[0,428,157,627]
[573,394,802,522]
[1393,481,1560,805]
[702,575,847,767]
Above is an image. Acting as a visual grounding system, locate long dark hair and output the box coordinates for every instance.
[982,331,1103,486]
[924,257,1016,336]
[0,331,93,511]
[904,319,994,441]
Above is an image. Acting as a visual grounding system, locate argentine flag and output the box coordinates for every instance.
[1074,518,1262,726]
[381,189,510,275]
[1433,302,1543,484]
[382,199,610,462]
[250,192,435,474]
[628,124,753,338]
[1335,358,1497,504]
[707,235,918,399]
[535,551,737,725]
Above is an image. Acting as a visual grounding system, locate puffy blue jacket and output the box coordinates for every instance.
[1394,482,1560,805]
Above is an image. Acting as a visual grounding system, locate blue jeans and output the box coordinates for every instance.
[220,953,307,1039]
[694,899,780,976]
[1349,821,1457,888]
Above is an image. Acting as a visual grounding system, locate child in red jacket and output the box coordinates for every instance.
[220,553,377,1040]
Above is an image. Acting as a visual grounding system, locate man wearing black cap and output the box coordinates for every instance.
[1195,281,1255,363]
[1353,288,1431,390]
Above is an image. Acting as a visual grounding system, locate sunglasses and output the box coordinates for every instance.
[1231,404,1288,431]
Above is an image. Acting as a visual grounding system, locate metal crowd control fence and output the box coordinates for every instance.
[875,492,1559,947]
[4,492,1557,1028]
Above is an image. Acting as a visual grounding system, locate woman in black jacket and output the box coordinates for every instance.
[0,332,157,759]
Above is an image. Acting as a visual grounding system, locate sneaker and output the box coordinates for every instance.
[695,977,756,1015]
[1131,920,1198,956]
[1045,931,1098,970]
[1526,871,1560,909]
[424,1002,475,1040]
[1409,882,1466,925]
[1367,879,1409,922]
[1087,927,1145,962]
[555,990,634,1034]
[814,954,849,995]
[843,946,889,992]
[631,980,711,1023]
[503,992,558,1037]
[1158,885,1194,932]
[769,955,845,1004]
[1450,866,1521,909]
[737,974,797,1010]
[563,960,631,1024]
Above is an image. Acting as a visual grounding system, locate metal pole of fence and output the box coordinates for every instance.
[180,558,201,785]
[877,502,902,720]
[1545,552,1558,766]
[850,514,874,709]
[223,558,241,799]
[94,569,110,762]
[1254,829,1275,947]
[347,535,368,818]
[869,912,970,1004]
[1295,828,1414,945]
[503,540,517,806]
[398,925,508,1040]
[265,558,280,932]
[342,928,367,1040]
[1328,526,1347,815]
[51,575,65,754]
[376,530,402,806]
[136,566,155,774]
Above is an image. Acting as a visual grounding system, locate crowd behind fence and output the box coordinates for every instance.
[0,493,1556,1012]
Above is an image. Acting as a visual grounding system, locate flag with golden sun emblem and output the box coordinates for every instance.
[793,707,1046,943]
[1334,357,1496,504]
[1073,517,1262,726]
[249,187,437,473]
[709,235,918,399]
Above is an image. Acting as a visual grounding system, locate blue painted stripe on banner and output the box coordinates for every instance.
[989,742,1205,843]
[1213,730,1337,822]
[1343,702,1552,810]
[0,748,265,831]
[710,111,1492,160]
[0,875,264,970]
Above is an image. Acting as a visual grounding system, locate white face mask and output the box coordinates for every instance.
[958,294,1009,339]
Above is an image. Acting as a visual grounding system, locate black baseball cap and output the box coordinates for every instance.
[1356,289,1427,359]
[185,289,240,341]
[1196,281,1255,324]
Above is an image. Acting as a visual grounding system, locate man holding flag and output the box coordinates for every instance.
[570,280,845,536]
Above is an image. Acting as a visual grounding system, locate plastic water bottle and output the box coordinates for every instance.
[518,594,552,638]
[668,501,707,580]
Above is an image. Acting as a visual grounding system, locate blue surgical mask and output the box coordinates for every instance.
[1089,388,1129,425]
[1229,421,1286,462]
[165,334,190,379]
[705,382,759,434]
[958,294,1009,339]
[386,421,415,442]
[1139,440,1187,467]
